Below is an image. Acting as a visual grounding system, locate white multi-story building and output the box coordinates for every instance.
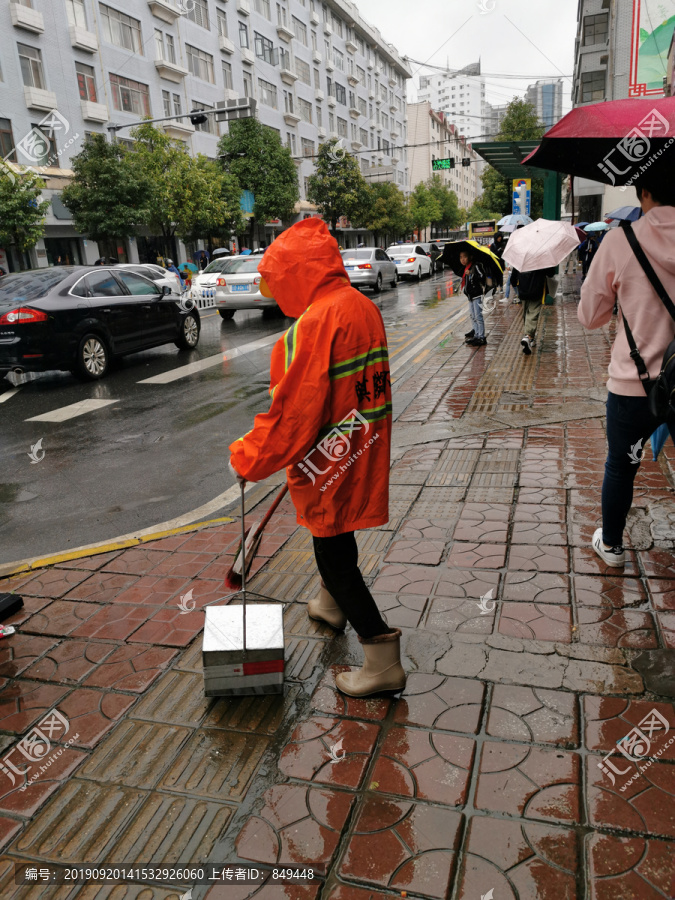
[416,61,486,141]
[0,0,411,268]
[407,101,481,234]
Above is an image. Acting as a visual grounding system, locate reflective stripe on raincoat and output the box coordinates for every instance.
[229,218,392,538]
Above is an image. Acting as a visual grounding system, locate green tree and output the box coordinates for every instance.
[361,182,410,245]
[407,182,442,238]
[462,196,503,223]
[0,169,50,269]
[306,140,369,235]
[480,98,546,218]
[61,134,151,249]
[426,174,462,230]
[218,118,299,244]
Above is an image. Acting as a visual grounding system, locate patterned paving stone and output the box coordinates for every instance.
[371,564,438,596]
[397,518,456,541]
[127,607,205,647]
[370,726,474,806]
[435,569,500,600]
[64,571,139,603]
[573,575,647,609]
[160,728,268,800]
[0,681,70,734]
[511,522,568,546]
[646,578,675,611]
[487,685,579,747]
[0,818,21,853]
[57,689,136,749]
[19,568,91,598]
[447,543,506,570]
[339,796,463,899]
[321,887,391,900]
[311,666,391,722]
[656,611,675,648]
[503,572,570,604]
[374,592,427,629]
[587,833,675,900]
[82,645,178,692]
[453,518,508,544]
[236,783,354,869]
[393,674,484,734]
[475,743,581,824]
[576,608,658,648]
[583,697,675,761]
[426,597,495,634]
[513,503,566,524]
[0,635,58,679]
[146,551,220,579]
[456,817,578,900]
[132,671,211,728]
[207,885,319,900]
[59,550,125,571]
[384,540,444,566]
[22,640,115,684]
[586,755,675,838]
[2,595,53,629]
[72,604,155,642]
[640,549,675,580]
[518,488,567,505]
[21,600,104,636]
[204,684,301,735]
[508,545,569,574]
[498,603,572,643]
[0,744,86,818]
[279,716,380,789]
[245,572,312,603]
[109,575,191,607]
[102,549,171,576]
[571,548,639,577]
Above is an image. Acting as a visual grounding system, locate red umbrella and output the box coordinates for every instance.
[575,226,587,242]
[522,98,675,186]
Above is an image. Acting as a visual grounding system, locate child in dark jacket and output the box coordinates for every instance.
[461,250,489,348]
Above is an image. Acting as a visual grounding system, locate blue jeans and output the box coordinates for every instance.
[468,296,485,339]
[505,270,518,299]
[602,392,675,546]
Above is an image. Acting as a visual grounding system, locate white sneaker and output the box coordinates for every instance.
[521,336,532,355]
[592,527,626,567]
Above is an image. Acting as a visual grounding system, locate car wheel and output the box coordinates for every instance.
[75,333,109,381]
[391,272,398,288]
[175,312,200,350]
[373,272,383,294]
[218,309,235,320]
[416,267,422,282]
[429,261,435,275]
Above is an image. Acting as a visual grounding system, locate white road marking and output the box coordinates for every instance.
[138,331,286,385]
[0,387,20,404]
[26,398,120,423]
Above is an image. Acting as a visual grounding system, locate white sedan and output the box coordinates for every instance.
[194,256,279,320]
[386,244,433,281]
[114,263,182,295]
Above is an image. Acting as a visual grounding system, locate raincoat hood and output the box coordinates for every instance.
[258,218,350,318]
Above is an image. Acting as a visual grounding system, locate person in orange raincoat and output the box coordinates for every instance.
[229,219,406,698]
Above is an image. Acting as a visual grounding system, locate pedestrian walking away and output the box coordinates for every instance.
[460,249,488,348]
[489,232,505,260]
[229,218,405,699]
[514,265,556,355]
[578,176,675,567]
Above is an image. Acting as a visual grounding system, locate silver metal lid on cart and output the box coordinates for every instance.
[203,605,284,652]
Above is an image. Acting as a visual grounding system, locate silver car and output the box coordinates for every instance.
[214,256,278,319]
[341,248,398,293]
[114,263,182,295]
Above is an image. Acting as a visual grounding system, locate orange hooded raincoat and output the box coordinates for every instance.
[229,219,392,538]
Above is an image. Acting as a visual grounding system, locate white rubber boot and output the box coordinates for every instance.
[335,629,406,697]
[307,582,347,630]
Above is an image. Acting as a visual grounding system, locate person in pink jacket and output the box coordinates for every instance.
[578,176,675,567]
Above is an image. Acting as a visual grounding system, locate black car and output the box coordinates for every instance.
[0,266,200,381]
[419,242,444,274]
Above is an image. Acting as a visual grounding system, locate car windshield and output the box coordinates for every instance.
[203,259,236,275]
[225,258,261,274]
[341,250,372,260]
[0,268,74,304]
[388,245,416,255]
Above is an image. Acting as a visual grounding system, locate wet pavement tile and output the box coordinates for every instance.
[236,783,354,869]
[82,645,178,692]
[571,547,640,577]
[447,543,506,569]
[646,578,675,611]
[456,817,578,900]
[397,518,456,541]
[425,597,495,634]
[284,636,328,682]
[338,796,463,898]
[474,742,581,824]
[383,540,445,566]
[587,832,675,900]
[393,674,484,734]
[18,567,91,598]
[508,545,569,574]
[0,635,58,679]
[487,685,579,748]
[513,503,566,524]
[63,571,139,603]
[132,670,211,728]
[586,755,675,838]
[207,885,319,900]
[576,608,658,648]
[58,550,125,571]
[321,887,393,900]
[21,599,105,636]
[311,666,392,722]
[583,697,675,761]
[0,818,21,853]
[102,548,172,576]
[656,611,675,648]
[517,488,567,505]
[0,744,86,818]
[371,564,438,596]
[369,726,475,806]
[374,592,427,629]
[452,517,509,544]
[502,572,570,604]
[22,639,116,684]
[511,521,568,546]
[0,680,70,733]
[57,688,136,749]
[498,602,572,643]
[435,568,500,600]
[204,685,302,735]
[573,575,648,609]
[146,551,220,579]
[1,595,53,629]
[127,606,206,647]
[72,603,156,642]
[279,716,380,789]
[109,575,191,606]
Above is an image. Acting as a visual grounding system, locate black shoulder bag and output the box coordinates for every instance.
[619,221,675,424]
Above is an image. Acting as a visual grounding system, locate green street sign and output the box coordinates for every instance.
[432,158,455,171]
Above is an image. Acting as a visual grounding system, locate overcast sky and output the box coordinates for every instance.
[354,0,578,115]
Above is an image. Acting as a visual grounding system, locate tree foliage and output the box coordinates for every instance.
[61,134,151,244]
[0,169,50,268]
[426,174,462,229]
[306,140,369,234]
[407,182,442,234]
[361,182,410,243]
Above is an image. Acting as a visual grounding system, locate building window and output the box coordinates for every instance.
[316,105,322,127]
[283,90,294,114]
[357,65,365,86]
[334,82,346,105]
[187,45,215,82]
[186,0,210,29]
[333,47,344,71]
[100,4,143,54]
[254,32,275,65]
[30,122,58,166]
[277,3,288,28]
[243,72,253,97]
[337,116,347,138]
[583,13,608,46]
[298,97,312,123]
[331,12,342,37]
[222,60,233,89]
[258,77,277,108]
[357,36,364,54]
[66,0,87,28]
[239,22,249,48]
[254,0,271,19]
[301,137,314,156]
[172,92,182,116]
[286,132,296,154]
[313,67,321,88]
[279,47,292,70]
[0,119,16,161]
[296,58,311,85]
[110,73,151,116]
[581,69,606,102]
[76,61,97,101]
[192,102,215,133]
[216,7,228,37]
[155,30,176,63]
[17,43,45,89]
[162,89,172,117]
[358,97,366,116]
[328,111,334,133]
[293,16,307,45]
[359,127,367,145]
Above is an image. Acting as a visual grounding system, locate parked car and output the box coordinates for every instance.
[114,262,182,295]
[340,248,398,293]
[212,256,278,319]
[385,244,433,280]
[0,266,200,381]
[419,242,444,274]
[190,257,238,305]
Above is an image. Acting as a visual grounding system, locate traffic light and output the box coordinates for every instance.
[515,181,528,211]
[461,158,471,167]
[189,111,209,126]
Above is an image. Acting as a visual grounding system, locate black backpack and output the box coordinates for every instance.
[619,221,675,424]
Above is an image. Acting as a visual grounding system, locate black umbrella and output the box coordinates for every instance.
[442,240,505,281]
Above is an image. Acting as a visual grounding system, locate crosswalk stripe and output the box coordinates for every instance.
[0,387,20,404]
[26,399,120,423]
